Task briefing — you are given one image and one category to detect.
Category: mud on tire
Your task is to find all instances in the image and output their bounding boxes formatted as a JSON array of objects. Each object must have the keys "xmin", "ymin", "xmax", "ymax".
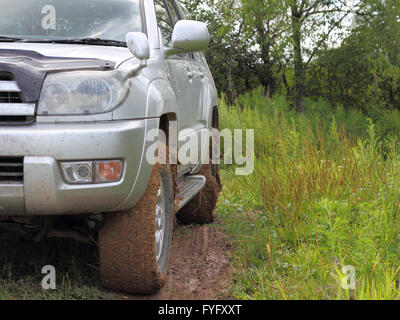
[
  {"xmin": 99, "ymin": 162, "xmax": 174, "ymax": 295},
  {"xmin": 177, "ymin": 160, "xmax": 222, "ymax": 225}
]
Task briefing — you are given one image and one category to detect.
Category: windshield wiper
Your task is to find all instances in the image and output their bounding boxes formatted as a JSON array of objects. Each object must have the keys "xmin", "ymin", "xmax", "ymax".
[
  {"xmin": 21, "ymin": 38, "xmax": 127, "ymax": 47},
  {"xmin": 0, "ymin": 36, "xmax": 23, "ymax": 42}
]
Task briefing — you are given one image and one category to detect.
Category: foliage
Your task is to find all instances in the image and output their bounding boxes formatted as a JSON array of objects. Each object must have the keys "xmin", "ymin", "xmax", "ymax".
[
  {"xmin": 181, "ymin": 0, "xmax": 260, "ymax": 102},
  {"xmin": 217, "ymin": 89, "xmax": 400, "ymax": 299},
  {"xmin": 183, "ymin": 0, "xmax": 399, "ymax": 112},
  {"xmin": 307, "ymin": 0, "xmax": 400, "ymax": 112}
]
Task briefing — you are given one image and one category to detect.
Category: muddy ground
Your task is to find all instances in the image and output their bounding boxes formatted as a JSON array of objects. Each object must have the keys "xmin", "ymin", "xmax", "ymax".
[
  {"xmin": 115, "ymin": 224, "xmax": 233, "ymax": 300},
  {"xmin": 0, "ymin": 221, "xmax": 232, "ymax": 299}
]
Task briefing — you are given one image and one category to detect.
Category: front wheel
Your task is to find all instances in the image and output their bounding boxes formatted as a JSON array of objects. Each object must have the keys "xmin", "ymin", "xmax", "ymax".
[{"xmin": 98, "ymin": 164, "xmax": 174, "ymax": 294}]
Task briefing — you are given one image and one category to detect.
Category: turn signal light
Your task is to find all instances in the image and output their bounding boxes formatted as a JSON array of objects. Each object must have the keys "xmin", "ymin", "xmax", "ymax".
[{"xmin": 95, "ymin": 160, "xmax": 123, "ymax": 183}]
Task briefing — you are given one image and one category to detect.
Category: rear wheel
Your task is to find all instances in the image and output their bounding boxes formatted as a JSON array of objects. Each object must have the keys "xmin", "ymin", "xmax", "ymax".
[
  {"xmin": 210, "ymin": 127, "xmax": 222, "ymax": 193},
  {"xmin": 177, "ymin": 126, "xmax": 222, "ymax": 224},
  {"xmin": 177, "ymin": 160, "xmax": 221, "ymax": 224},
  {"xmin": 99, "ymin": 162, "xmax": 174, "ymax": 294}
]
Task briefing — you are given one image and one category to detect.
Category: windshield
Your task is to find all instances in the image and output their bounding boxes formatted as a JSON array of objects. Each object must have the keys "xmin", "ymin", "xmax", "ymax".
[{"xmin": 0, "ymin": 0, "xmax": 142, "ymax": 43}]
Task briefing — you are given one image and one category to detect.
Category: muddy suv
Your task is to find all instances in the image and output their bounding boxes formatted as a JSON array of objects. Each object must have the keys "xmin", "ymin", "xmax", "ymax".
[{"xmin": 0, "ymin": 0, "xmax": 220, "ymax": 294}]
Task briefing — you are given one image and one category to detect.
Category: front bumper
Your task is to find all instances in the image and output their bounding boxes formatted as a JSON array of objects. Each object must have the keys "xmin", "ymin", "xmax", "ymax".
[{"xmin": 0, "ymin": 119, "xmax": 155, "ymax": 216}]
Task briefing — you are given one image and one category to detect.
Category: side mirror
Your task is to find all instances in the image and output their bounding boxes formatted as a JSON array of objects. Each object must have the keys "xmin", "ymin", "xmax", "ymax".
[
  {"xmin": 126, "ymin": 32, "xmax": 150, "ymax": 60},
  {"xmin": 164, "ymin": 20, "xmax": 210, "ymax": 58}
]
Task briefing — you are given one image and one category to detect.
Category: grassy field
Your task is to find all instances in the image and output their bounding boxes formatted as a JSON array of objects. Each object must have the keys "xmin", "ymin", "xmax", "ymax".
[{"xmin": 217, "ymin": 88, "xmax": 400, "ymax": 300}]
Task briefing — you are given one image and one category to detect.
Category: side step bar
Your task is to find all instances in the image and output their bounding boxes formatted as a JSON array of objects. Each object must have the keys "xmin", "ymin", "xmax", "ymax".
[{"xmin": 177, "ymin": 175, "xmax": 206, "ymax": 211}]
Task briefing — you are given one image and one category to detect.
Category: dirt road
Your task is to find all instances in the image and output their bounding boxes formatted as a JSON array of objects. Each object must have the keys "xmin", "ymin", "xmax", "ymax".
[{"xmin": 117, "ymin": 224, "xmax": 233, "ymax": 300}]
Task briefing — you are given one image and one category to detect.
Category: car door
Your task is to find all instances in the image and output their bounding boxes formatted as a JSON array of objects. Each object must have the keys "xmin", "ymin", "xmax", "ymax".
[
  {"xmin": 154, "ymin": 0, "xmax": 204, "ymax": 173},
  {"xmin": 173, "ymin": 0, "xmax": 209, "ymax": 161}
]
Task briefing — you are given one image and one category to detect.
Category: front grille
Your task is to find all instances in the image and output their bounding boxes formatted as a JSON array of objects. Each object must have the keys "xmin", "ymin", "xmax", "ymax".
[
  {"xmin": 0, "ymin": 72, "xmax": 35, "ymax": 125},
  {"xmin": 0, "ymin": 72, "xmax": 13, "ymax": 81},
  {"xmin": 0, "ymin": 115, "xmax": 35, "ymax": 125},
  {"xmin": 0, "ymin": 92, "xmax": 22, "ymax": 103},
  {"xmin": 0, "ymin": 157, "xmax": 24, "ymax": 183}
]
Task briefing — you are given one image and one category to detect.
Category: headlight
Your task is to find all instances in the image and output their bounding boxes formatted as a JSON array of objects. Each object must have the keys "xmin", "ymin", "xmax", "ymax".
[{"xmin": 38, "ymin": 71, "xmax": 129, "ymax": 115}]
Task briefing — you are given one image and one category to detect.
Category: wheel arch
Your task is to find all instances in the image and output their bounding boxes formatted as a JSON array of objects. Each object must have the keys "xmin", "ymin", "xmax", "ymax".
[
  {"xmin": 211, "ymin": 106, "xmax": 219, "ymax": 129},
  {"xmin": 146, "ymin": 79, "xmax": 179, "ymax": 121},
  {"xmin": 159, "ymin": 112, "xmax": 177, "ymax": 142}
]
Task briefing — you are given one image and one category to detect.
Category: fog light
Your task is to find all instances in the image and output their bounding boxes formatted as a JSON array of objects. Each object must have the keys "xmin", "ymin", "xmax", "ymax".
[
  {"xmin": 95, "ymin": 160, "xmax": 123, "ymax": 183},
  {"xmin": 61, "ymin": 161, "xmax": 93, "ymax": 184}
]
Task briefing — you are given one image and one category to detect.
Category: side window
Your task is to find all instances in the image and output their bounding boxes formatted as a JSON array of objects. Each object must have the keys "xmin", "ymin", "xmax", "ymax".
[
  {"xmin": 167, "ymin": 0, "xmax": 194, "ymax": 60},
  {"xmin": 154, "ymin": 0, "xmax": 174, "ymax": 46},
  {"xmin": 165, "ymin": 1, "xmax": 180, "ymax": 25},
  {"xmin": 154, "ymin": 0, "xmax": 193, "ymax": 60},
  {"xmin": 174, "ymin": 1, "xmax": 192, "ymax": 20}
]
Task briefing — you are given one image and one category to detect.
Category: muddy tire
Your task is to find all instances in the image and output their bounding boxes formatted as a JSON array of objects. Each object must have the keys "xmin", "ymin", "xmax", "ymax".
[
  {"xmin": 98, "ymin": 163, "xmax": 174, "ymax": 294},
  {"xmin": 177, "ymin": 124, "xmax": 222, "ymax": 225},
  {"xmin": 177, "ymin": 159, "xmax": 222, "ymax": 225}
]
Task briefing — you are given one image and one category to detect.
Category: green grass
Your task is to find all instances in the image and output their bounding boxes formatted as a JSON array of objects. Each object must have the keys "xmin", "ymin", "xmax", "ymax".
[{"xmin": 217, "ymin": 88, "xmax": 400, "ymax": 300}]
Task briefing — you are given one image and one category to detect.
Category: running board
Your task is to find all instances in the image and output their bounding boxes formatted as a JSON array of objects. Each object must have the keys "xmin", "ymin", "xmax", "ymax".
[{"xmin": 177, "ymin": 175, "xmax": 206, "ymax": 211}]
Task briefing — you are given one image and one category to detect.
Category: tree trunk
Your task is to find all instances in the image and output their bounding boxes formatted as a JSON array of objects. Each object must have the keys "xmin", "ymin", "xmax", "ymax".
[
  {"xmin": 282, "ymin": 68, "xmax": 295, "ymax": 110},
  {"xmin": 291, "ymin": 6, "xmax": 305, "ymax": 113},
  {"xmin": 257, "ymin": 64, "xmax": 275, "ymax": 97}
]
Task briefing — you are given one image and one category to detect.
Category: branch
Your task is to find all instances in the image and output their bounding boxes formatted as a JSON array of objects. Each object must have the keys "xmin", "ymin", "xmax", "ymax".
[{"xmin": 305, "ymin": 12, "xmax": 350, "ymax": 65}]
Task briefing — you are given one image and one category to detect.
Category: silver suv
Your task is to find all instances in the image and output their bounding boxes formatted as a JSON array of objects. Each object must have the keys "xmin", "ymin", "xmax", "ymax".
[{"xmin": 0, "ymin": 0, "xmax": 220, "ymax": 294}]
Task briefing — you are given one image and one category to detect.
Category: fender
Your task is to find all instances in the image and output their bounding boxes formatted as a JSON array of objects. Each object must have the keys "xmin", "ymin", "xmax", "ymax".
[
  {"xmin": 112, "ymin": 62, "xmax": 180, "ymax": 211},
  {"xmin": 113, "ymin": 55, "xmax": 179, "ymax": 121},
  {"xmin": 145, "ymin": 78, "xmax": 179, "ymax": 119},
  {"xmin": 113, "ymin": 78, "xmax": 179, "ymax": 211}
]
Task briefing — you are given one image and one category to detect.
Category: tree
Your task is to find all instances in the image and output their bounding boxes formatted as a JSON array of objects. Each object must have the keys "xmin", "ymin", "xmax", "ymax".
[
  {"xmin": 284, "ymin": 0, "xmax": 357, "ymax": 112},
  {"xmin": 355, "ymin": 0, "xmax": 400, "ymax": 109},
  {"xmin": 181, "ymin": 0, "xmax": 260, "ymax": 102},
  {"xmin": 306, "ymin": 0, "xmax": 400, "ymax": 111},
  {"xmin": 239, "ymin": 0, "xmax": 287, "ymax": 95}
]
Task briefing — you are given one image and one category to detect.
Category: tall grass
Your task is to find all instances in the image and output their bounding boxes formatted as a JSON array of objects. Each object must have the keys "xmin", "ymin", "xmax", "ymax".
[{"xmin": 217, "ymin": 88, "xmax": 400, "ymax": 300}]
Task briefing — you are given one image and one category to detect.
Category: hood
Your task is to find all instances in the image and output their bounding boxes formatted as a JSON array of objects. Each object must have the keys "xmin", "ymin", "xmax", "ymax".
[
  {"xmin": 0, "ymin": 42, "xmax": 133, "ymax": 67},
  {"xmin": 0, "ymin": 46, "xmax": 124, "ymax": 103}
]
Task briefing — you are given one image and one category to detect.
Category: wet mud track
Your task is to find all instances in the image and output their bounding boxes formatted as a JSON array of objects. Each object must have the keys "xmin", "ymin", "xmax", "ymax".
[{"xmin": 116, "ymin": 224, "xmax": 233, "ymax": 300}]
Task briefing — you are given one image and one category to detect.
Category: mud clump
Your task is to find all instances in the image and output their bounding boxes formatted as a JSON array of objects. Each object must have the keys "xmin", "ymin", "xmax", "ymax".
[{"xmin": 177, "ymin": 164, "xmax": 221, "ymax": 225}]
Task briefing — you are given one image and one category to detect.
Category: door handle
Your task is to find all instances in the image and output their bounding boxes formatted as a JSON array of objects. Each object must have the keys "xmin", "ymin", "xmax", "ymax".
[
  {"xmin": 198, "ymin": 67, "xmax": 205, "ymax": 79},
  {"xmin": 186, "ymin": 66, "xmax": 194, "ymax": 80}
]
